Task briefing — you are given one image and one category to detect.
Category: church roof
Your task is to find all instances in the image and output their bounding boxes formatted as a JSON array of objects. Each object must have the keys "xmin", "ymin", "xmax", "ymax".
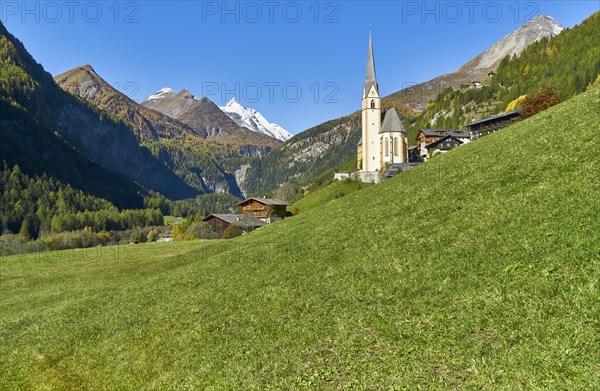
[
  {"xmin": 364, "ymin": 31, "xmax": 379, "ymax": 97},
  {"xmin": 379, "ymin": 108, "xmax": 406, "ymax": 134}
]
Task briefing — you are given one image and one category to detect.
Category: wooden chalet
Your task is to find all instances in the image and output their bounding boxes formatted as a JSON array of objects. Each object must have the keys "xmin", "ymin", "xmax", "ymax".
[
  {"xmin": 417, "ymin": 129, "xmax": 471, "ymax": 159},
  {"xmin": 466, "ymin": 110, "xmax": 521, "ymax": 140},
  {"xmin": 416, "ymin": 129, "xmax": 470, "ymax": 145},
  {"xmin": 238, "ymin": 197, "xmax": 290, "ymax": 221},
  {"xmin": 425, "ymin": 135, "xmax": 464, "ymax": 157},
  {"xmin": 202, "ymin": 214, "xmax": 266, "ymax": 236}
]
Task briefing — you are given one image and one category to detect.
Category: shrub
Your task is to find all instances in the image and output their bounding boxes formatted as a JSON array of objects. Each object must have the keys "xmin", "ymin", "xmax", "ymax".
[
  {"xmin": 223, "ymin": 224, "xmax": 242, "ymax": 239},
  {"xmin": 186, "ymin": 222, "xmax": 218, "ymax": 240},
  {"xmin": 131, "ymin": 230, "xmax": 147, "ymax": 244},
  {"xmin": 520, "ymin": 84, "xmax": 560, "ymax": 119},
  {"xmin": 147, "ymin": 228, "xmax": 160, "ymax": 242}
]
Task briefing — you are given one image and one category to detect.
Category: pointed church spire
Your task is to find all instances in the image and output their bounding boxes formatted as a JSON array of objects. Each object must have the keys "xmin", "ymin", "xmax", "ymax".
[{"xmin": 364, "ymin": 30, "xmax": 378, "ymax": 97}]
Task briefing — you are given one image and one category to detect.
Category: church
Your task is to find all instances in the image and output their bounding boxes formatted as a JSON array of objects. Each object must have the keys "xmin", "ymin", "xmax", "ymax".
[{"xmin": 357, "ymin": 33, "xmax": 409, "ymax": 172}]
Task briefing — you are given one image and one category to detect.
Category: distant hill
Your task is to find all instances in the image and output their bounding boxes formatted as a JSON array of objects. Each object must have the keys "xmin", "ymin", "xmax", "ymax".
[
  {"xmin": 220, "ymin": 97, "xmax": 293, "ymax": 142},
  {"xmin": 385, "ymin": 14, "xmax": 564, "ymax": 111},
  {"xmin": 229, "ymin": 14, "xmax": 567, "ymax": 196},
  {"xmin": 54, "ymin": 65, "xmax": 249, "ymax": 196},
  {"xmin": 226, "ymin": 101, "xmax": 415, "ymax": 196},
  {"xmin": 0, "ymin": 22, "xmax": 198, "ymax": 205},
  {"xmin": 54, "ymin": 66, "xmax": 203, "ymax": 143},
  {"xmin": 140, "ymin": 89, "xmax": 282, "ymax": 152},
  {"xmin": 406, "ymin": 11, "xmax": 599, "ymax": 131},
  {"xmin": 2, "ymin": 85, "xmax": 597, "ymax": 389}
]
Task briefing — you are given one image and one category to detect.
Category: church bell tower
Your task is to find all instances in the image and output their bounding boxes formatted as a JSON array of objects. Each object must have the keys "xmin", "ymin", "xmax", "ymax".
[{"xmin": 361, "ymin": 31, "xmax": 381, "ymax": 172}]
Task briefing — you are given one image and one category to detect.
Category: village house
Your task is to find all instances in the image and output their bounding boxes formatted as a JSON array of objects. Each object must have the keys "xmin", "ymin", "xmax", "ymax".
[
  {"xmin": 202, "ymin": 214, "xmax": 266, "ymax": 236},
  {"xmin": 416, "ymin": 129, "xmax": 471, "ymax": 160},
  {"xmin": 238, "ymin": 197, "xmax": 290, "ymax": 223},
  {"xmin": 467, "ymin": 110, "xmax": 521, "ymax": 140},
  {"xmin": 425, "ymin": 135, "xmax": 465, "ymax": 159}
]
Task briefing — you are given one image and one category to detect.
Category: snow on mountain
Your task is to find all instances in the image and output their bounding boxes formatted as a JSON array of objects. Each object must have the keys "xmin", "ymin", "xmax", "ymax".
[
  {"xmin": 140, "ymin": 87, "xmax": 177, "ymax": 109},
  {"xmin": 220, "ymin": 98, "xmax": 293, "ymax": 142}
]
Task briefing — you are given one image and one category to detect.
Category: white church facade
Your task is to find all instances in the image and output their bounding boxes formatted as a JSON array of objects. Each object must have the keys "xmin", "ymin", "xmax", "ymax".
[{"xmin": 357, "ymin": 33, "xmax": 409, "ymax": 173}]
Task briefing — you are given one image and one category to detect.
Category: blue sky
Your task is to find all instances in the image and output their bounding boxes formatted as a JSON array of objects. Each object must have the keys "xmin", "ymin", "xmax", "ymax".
[{"xmin": 2, "ymin": 1, "xmax": 598, "ymax": 134}]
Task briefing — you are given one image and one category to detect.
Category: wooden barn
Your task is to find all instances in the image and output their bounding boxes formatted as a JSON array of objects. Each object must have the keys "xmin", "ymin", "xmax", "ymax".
[
  {"xmin": 202, "ymin": 214, "xmax": 266, "ymax": 236},
  {"xmin": 238, "ymin": 198, "xmax": 290, "ymax": 222}
]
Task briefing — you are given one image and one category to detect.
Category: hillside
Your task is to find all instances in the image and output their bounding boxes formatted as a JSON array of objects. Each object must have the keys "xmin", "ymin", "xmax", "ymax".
[
  {"xmin": 385, "ymin": 14, "xmax": 564, "ymax": 110},
  {"xmin": 54, "ymin": 66, "xmax": 205, "ymax": 143},
  {"xmin": 0, "ymin": 22, "xmax": 198, "ymax": 201},
  {"xmin": 54, "ymin": 65, "xmax": 249, "ymax": 196},
  {"xmin": 1, "ymin": 85, "xmax": 597, "ymax": 388},
  {"xmin": 140, "ymin": 89, "xmax": 282, "ymax": 152},
  {"xmin": 407, "ymin": 11, "xmax": 600, "ymax": 131},
  {"xmin": 228, "ymin": 100, "xmax": 415, "ymax": 196},
  {"xmin": 291, "ymin": 179, "xmax": 372, "ymax": 214},
  {"xmin": 228, "ymin": 14, "xmax": 568, "ymax": 197}
]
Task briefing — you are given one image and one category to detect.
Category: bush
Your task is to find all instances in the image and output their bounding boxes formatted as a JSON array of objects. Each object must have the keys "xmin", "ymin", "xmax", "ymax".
[
  {"xmin": 131, "ymin": 230, "xmax": 147, "ymax": 244},
  {"xmin": 0, "ymin": 234, "xmax": 26, "ymax": 256},
  {"xmin": 147, "ymin": 228, "xmax": 160, "ymax": 242},
  {"xmin": 521, "ymin": 84, "xmax": 560, "ymax": 119},
  {"xmin": 186, "ymin": 222, "xmax": 218, "ymax": 240},
  {"xmin": 223, "ymin": 224, "xmax": 242, "ymax": 239}
]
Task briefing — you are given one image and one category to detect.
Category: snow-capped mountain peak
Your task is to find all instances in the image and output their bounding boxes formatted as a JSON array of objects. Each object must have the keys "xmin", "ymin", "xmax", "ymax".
[
  {"xmin": 146, "ymin": 87, "xmax": 175, "ymax": 101},
  {"xmin": 220, "ymin": 98, "xmax": 293, "ymax": 142},
  {"xmin": 140, "ymin": 87, "xmax": 177, "ymax": 109}
]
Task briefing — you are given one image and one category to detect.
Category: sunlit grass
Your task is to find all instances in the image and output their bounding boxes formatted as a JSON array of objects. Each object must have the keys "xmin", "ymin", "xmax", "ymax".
[{"xmin": 1, "ymin": 89, "xmax": 598, "ymax": 389}]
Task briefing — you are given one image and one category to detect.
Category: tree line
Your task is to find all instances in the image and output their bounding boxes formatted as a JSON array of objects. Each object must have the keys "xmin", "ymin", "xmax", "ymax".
[{"xmin": 0, "ymin": 165, "xmax": 163, "ymax": 240}]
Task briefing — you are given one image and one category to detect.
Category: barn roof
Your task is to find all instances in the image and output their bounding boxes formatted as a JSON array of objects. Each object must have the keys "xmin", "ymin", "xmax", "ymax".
[
  {"xmin": 237, "ymin": 197, "xmax": 290, "ymax": 207},
  {"xmin": 202, "ymin": 214, "xmax": 266, "ymax": 227},
  {"xmin": 419, "ymin": 129, "xmax": 471, "ymax": 139},
  {"xmin": 465, "ymin": 110, "xmax": 520, "ymax": 128}
]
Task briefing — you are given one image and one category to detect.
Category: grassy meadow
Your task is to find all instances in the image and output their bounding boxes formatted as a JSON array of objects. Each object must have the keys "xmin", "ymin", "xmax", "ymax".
[
  {"xmin": 1, "ymin": 88, "xmax": 598, "ymax": 389},
  {"xmin": 292, "ymin": 179, "xmax": 372, "ymax": 214}
]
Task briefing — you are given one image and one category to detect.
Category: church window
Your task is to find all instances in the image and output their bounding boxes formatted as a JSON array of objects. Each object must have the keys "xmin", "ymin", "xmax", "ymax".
[
  {"xmin": 394, "ymin": 138, "xmax": 399, "ymax": 156},
  {"xmin": 384, "ymin": 138, "xmax": 389, "ymax": 157},
  {"xmin": 371, "ymin": 100, "xmax": 375, "ymax": 109}
]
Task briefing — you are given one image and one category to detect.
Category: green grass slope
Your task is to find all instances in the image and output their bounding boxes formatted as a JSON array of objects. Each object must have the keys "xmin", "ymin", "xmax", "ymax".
[
  {"xmin": 1, "ymin": 89, "xmax": 599, "ymax": 389},
  {"xmin": 292, "ymin": 179, "xmax": 372, "ymax": 214}
]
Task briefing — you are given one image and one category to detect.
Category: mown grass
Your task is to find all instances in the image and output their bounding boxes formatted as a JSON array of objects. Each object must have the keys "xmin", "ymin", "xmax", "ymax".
[
  {"xmin": 291, "ymin": 179, "xmax": 372, "ymax": 214},
  {"xmin": 1, "ymin": 88, "xmax": 599, "ymax": 389}
]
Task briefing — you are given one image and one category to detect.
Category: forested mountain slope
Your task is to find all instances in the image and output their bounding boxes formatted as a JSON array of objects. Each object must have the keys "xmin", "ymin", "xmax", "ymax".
[
  {"xmin": 406, "ymin": 11, "xmax": 599, "ymax": 131},
  {"xmin": 0, "ymin": 22, "xmax": 197, "ymax": 201}
]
